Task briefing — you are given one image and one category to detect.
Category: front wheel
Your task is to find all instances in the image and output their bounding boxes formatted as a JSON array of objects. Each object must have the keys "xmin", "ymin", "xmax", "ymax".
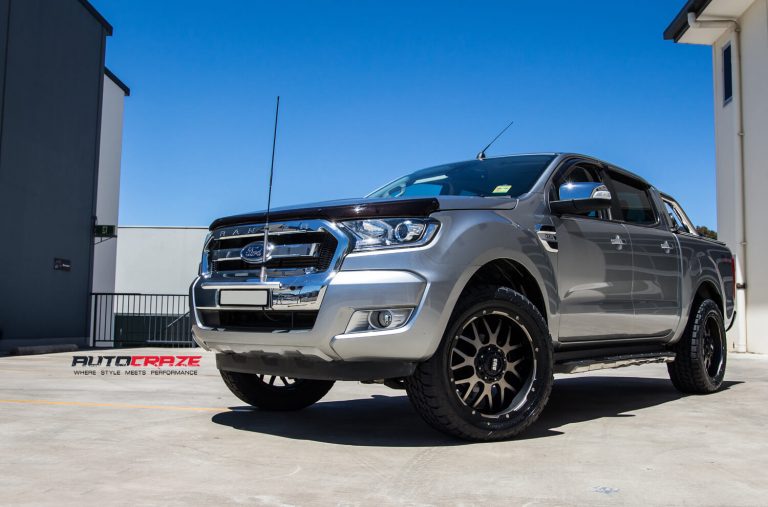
[
  {"xmin": 219, "ymin": 370, "xmax": 335, "ymax": 410},
  {"xmin": 405, "ymin": 286, "xmax": 554, "ymax": 441}
]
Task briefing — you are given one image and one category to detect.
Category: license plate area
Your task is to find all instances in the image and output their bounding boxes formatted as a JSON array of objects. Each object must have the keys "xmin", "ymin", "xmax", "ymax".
[{"xmin": 219, "ymin": 289, "xmax": 271, "ymax": 307}]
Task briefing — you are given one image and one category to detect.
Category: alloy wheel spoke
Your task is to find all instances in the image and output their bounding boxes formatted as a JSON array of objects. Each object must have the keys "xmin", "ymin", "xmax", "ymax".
[
  {"xmin": 472, "ymin": 383, "xmax": 493, "ymax": 410},
  {"xmin": 451, "ymin": 348, "xmax": 473, "ymax": 369},
  {"xmin": 460, "ymin": 378, "xmax": 480, "ymax": 402},
  {"xmin": 482, "ymin": 317, "xmax": 502, "ymax": 345},
  {"xmin": 457, "ymin": 333, "xmax": 477, "ymax": 349},
  {"xmin": 469, "ymin": 321, "xmax": 481, "ymax": 342},
  {"xmin": 507, "ymin": 357, "xmax": 525, "ymax": 381},
  {"xmin": 500, "ymin": 377, "xmax": 518, "ymax": 394}
]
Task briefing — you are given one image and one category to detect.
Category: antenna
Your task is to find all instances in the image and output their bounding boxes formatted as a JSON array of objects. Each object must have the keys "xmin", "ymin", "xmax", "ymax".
[
  {"xmin": 476, "ymin": 120, "xmax": 514, "ymax": 160},
  {"xmin": 260, "ymin": 96, "xmax": 280, "ymax": 283}
]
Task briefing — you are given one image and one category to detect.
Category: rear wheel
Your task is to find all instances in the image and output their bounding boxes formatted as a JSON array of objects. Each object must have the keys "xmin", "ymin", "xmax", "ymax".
[
  {"xmin": 219, "ymin": 370, "xmax": 334, "ymax": 410},
  {"xmin": 405, "ymin": 286, "xmax": 553, "ymax": 441},
  {"xmin": 668, "ymin": 298, "xmax": 727, "ymax": 394}
]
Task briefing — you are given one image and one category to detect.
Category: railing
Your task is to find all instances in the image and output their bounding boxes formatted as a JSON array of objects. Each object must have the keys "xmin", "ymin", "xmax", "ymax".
[{"xmin": 90, "ymin": 293, "xmax": 196, "ymax": 348}]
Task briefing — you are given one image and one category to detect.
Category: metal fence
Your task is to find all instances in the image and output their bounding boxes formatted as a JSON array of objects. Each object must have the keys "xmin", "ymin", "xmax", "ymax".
[{"xmin": 90, "ymin": 293, "xmax": 196, "ymax": 348}]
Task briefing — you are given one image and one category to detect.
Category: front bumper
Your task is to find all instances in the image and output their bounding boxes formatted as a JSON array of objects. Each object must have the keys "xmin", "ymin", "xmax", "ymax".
[{"xmin": 191, "ymin": 269, "xmax": 438, "ymax": 362}]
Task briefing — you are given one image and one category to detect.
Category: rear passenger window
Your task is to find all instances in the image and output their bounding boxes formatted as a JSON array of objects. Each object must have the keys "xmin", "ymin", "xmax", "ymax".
[
  {"xmin": 664, "ymin": 200, "xmax": 691, "ymax": 233},
  {"xmin": 608, "ymin": 173, "xmax": 657, "ymax": 225}
]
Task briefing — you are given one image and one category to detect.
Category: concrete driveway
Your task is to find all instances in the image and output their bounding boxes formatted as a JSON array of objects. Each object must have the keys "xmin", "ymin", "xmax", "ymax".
[{"xmin": 0, "ymin": 348, "xmax": 765, "ymax": 506}]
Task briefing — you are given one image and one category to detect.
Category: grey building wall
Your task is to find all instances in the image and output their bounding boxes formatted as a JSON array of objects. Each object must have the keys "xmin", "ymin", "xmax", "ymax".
[
  {"xmin": 0, "ymin": 0, "xmax": 8, "ymax": 144},
  {"xmin": 0, "ymin": 0, "xmax": 112, "ymax": 350}
]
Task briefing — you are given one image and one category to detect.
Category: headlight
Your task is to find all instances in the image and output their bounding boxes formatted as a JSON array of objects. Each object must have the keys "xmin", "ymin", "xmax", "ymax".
[
  {"xmin": 340, "ymin": 218, "xmax": 439, "ymax": 251},
  {"xmin": 199, "ymin": 233, "xmax": 213, "ymax": 277}
]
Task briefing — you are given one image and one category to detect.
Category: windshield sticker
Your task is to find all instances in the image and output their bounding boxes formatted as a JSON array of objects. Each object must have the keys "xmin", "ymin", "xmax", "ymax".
[{"xmin": 492, "ymin": 184, "xmax": 512, "ymax": 194}]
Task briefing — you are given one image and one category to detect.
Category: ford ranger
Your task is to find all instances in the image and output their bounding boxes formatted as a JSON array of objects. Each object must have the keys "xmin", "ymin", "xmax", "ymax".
[{"xmin": 191, "ymin": 153, "xmax": 734, "ymax": 441}]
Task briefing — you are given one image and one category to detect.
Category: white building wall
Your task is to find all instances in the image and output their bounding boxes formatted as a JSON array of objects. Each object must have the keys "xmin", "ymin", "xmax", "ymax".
[
  {"xmin": 711, "ymin": 31, "xmax": 740, "ymax": 350},
  {"xmin": 115, "ymin": 226, "xmax": 208, "ymax": 294},
  {"xmin": 709, "ymin": 0, "xmax": 768, "ymax": 353},
  {"xmin": 738, "ymin": 0, "xmax": 768, "ymax": 353},
  {"xmin": 92, "ymin": 75, "xmax": 125, "ymax": 293}
]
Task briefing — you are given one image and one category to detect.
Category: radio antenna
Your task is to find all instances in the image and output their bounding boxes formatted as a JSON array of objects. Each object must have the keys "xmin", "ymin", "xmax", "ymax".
[
  {"xmin": 476, "ymin": 120, "xmax": 514, "ymax": 160},
  {"xmin": 261, "ymin": 96, "xmax": 280, "ymax": 283}
]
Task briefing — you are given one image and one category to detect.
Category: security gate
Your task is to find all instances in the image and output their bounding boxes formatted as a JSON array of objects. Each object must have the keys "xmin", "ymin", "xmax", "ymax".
[{"xmin": 90, "ymin": 293, "xmax": 196, "ymax": 348}]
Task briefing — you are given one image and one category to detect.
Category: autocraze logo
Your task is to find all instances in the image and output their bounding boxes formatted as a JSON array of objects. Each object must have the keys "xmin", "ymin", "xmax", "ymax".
[
  {"xmin": 71, "ymin": 355, "xmax": 202, "ymax": 376},
  {"xmin": 72, "ymin": 355, "xmax": 201, "ymax": 367}
]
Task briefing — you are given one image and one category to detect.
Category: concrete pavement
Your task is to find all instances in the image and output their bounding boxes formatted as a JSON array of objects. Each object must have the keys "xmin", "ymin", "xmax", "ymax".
[{"xmin": 0, "ymin": 348, "xmax": 766, "ymax": 506}]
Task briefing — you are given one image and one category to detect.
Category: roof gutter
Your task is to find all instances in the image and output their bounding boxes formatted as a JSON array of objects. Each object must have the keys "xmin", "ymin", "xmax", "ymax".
[
  {"xmin": 687, "ymin": 12, "xmax": 747, "ymax": 352},
  {"xmin": 663, "ymin": 0, "xmax": 714, "ymax": 41},
  {"xmin": 685, "ymin": 11, "xmax": 737, "ymax": 31}
]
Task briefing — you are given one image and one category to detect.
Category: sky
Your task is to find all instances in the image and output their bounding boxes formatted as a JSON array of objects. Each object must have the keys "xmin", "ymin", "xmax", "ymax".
[{"xmin": 92, "ymin": 0, "xmax": 718, "ymax": 228}]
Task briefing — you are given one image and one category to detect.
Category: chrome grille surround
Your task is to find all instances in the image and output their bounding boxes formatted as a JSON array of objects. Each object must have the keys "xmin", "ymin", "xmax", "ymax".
[
  {"xmin": 208, "ymin": 221, "xmax": 339, "ymax": 275},
  {"xmin": 194, "ymin": 220, "xmax": 350, "ymax": 319}
]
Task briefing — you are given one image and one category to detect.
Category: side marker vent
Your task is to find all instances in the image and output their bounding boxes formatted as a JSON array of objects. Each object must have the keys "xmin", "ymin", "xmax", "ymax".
[{"xmin": 536, "ymin": 225, "xmax": 558, "ymax": 252}]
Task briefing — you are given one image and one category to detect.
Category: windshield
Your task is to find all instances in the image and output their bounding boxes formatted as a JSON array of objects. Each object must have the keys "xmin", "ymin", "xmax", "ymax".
[{"xmin": 367, "ymin": 155, "xmax": 557, "ymax": 199}]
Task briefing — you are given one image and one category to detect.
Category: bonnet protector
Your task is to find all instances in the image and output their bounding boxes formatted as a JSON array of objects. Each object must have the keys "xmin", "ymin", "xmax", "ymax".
[{"xmin": 210, "ymin": 198, "xmax": 440, "ymax": 230}]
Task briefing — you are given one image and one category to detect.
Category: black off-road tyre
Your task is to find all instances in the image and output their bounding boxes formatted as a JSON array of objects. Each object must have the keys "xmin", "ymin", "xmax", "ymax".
[
  {"xmin": 220, "ymin": 370, "xmax": 335, "ymax": 411},
  {"xmin": 668, "ymin": 298, "xmax": 727, "ymax": 394},
  {"xmin": 405, "ymin": 286, "xmax": 554, "ymax": 441}
]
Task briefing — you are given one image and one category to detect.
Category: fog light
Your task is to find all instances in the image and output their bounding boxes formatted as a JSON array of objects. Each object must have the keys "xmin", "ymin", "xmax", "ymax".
[
  {"xmin": 370, "ymin": 310, "xmax": 393, "ymax": 329},
  {"xmin": 345, "ymin": 308, "xmax": 413, "ymax": 333}
]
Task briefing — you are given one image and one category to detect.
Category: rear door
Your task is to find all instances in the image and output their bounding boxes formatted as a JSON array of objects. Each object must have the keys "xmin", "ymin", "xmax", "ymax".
[
  {"xmin": 605, "ymin": 170, "xmax": 682, "ymax": 337},
  {"xmin": 550, "ymin": 162, "xmax": 636, "ymax": 341}
]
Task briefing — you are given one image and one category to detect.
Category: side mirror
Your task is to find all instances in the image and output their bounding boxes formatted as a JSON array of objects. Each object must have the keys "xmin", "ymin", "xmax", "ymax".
[{"xmin": 550, "ymin": 182, "xmax": 612, "ymax": 215}]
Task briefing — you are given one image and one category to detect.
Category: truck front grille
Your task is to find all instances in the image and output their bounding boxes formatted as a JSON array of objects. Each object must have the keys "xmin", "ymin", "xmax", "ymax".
[{"xmin": 209, "ymin": 230, "xmax": 338, "ymax": 274}]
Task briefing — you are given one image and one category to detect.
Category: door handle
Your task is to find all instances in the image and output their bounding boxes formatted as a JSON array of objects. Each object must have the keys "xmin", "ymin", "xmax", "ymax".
[
  {"xmin": 610, "ymin": 234, "xmax": 627, "ymax": 250},
  {"xmin": 660, "ymin": 240, "xmax": 673, "ymax": 253}
]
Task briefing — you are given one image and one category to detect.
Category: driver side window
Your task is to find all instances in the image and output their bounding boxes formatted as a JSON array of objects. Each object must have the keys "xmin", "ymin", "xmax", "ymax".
[{"xmin": 550, "ymin": 164, "xmax": 608, "ymax": 219}]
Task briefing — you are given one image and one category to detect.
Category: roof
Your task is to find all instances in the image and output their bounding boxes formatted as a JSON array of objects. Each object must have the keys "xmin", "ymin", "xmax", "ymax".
[
  {"xmin": 419, "ymin": 152, "xmax": 655, "ymax": 188},
  {"xmin": 105, "ymin": 67, "xmax": 130, "ymax": 96},
  {"xmin": 665, "ymin": 0, "xmax": 757, "ymax": 44},
  {"xmin": 664, "ymin": 0, "xmax": 713, "ymax": 41},
  {"xmin": 77, "ymin": 0, "xmax": 114, "ymax": 36}
]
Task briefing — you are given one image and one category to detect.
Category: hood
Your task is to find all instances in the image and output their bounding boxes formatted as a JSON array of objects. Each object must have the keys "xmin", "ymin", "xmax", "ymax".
[{"xmin": 209, "ymin": 195, "xmax": 518, "ymax": 230}]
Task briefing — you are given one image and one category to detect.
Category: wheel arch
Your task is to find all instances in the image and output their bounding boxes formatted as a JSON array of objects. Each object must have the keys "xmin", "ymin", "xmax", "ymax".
[
  {"xmin": 692, "ymin": 279, "xmax": 724, "ymax": 316},
  {"xmin": 457, "ymin": 258, "xmax": 549, "ymax": 324},
  {"xmin": 679, "ymin": 279, "xmax": 725, "ymax": 341}
]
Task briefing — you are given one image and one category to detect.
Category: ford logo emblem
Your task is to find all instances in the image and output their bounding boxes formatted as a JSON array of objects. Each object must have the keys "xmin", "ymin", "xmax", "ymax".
[{"xmin": 240, "ymin": 241, "xmax": 272, "ymax": 264}]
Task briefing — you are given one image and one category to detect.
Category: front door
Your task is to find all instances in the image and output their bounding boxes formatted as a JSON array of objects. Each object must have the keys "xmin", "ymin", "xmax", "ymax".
[
  {"xmin": 555, "ymin": 218, "xmax": 635, "ymax": 340},
  {"xmin": 550, "ymin": 162, "xmax": 636, "ymax": 341}
]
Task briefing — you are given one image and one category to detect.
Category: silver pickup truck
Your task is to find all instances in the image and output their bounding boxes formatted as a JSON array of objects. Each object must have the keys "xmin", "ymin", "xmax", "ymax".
[{"xmin": 191, "ymin": 153, "xmax": 735, "ymax": 441}]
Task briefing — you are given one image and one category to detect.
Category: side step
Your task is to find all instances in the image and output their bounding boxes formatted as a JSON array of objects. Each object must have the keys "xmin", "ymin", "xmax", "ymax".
[{"xmin": 554, "ymin": 351, "xmax": 676, "ymax": 374}]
